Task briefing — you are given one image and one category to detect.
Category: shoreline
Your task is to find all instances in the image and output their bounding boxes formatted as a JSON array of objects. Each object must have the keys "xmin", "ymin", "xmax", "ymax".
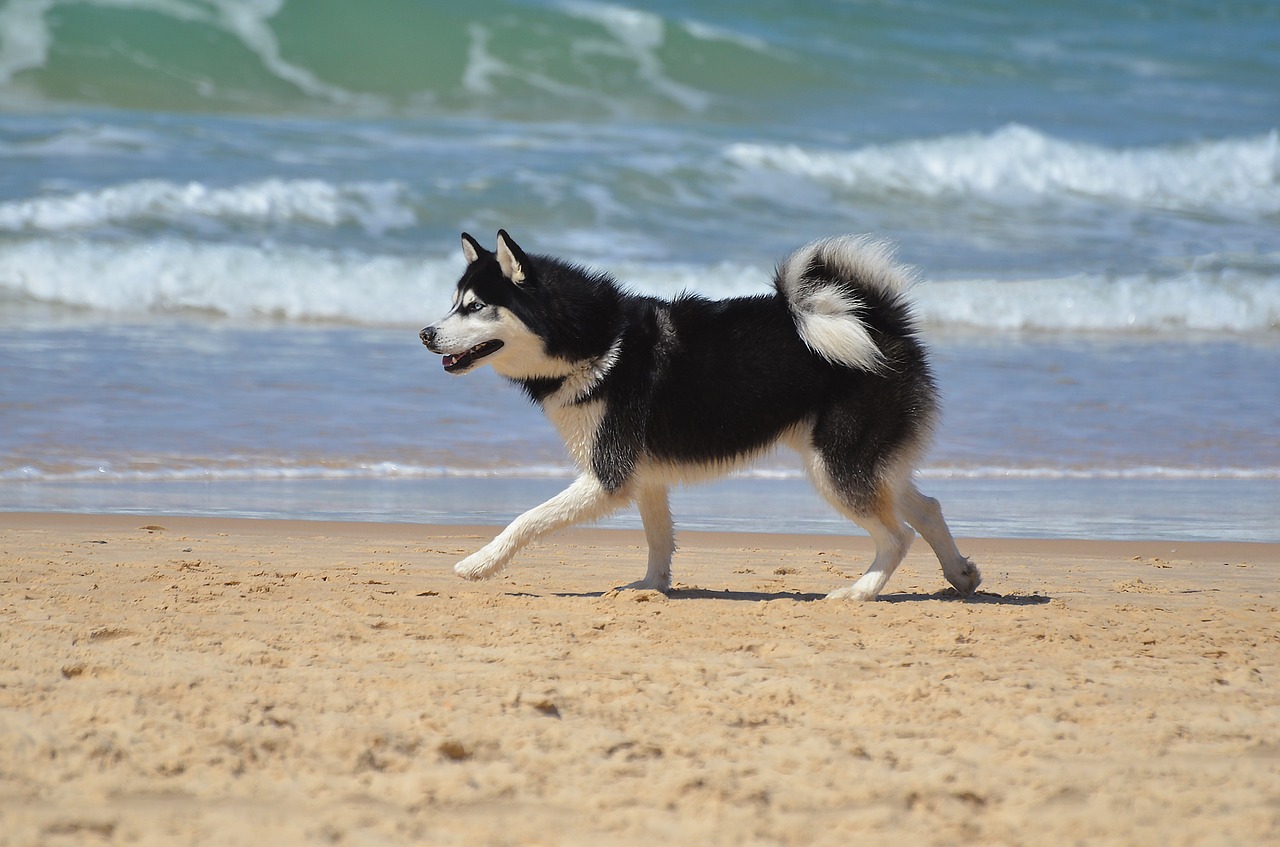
[
  {"xmin": 2, "ymin": 510, "xmax": 1278, "ymax": 560},
  {"xmin": 4, "ymin": 472, "xmax": 1278, "ymax": 543},
  {"xmin": 3, "ymin": 512, "xmax": 1277, "ymax": 845}
]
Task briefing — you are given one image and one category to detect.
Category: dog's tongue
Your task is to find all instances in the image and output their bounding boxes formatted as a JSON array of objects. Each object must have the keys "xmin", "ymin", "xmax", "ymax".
[{"xmin": 442, "ymin": 353, "xmax": 459, "ymax": 370}]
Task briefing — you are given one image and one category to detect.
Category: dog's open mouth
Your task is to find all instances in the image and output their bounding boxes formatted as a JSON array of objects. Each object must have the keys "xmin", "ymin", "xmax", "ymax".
[{"xmin": 442, "ymin": 340, "xmax": 504, "ymax": 373}]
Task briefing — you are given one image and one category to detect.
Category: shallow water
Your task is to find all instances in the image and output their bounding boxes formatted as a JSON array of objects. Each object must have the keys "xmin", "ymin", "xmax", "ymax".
[{"xmin": 1, "ymin": 318, "xmax": 1275, "ymax": 540}]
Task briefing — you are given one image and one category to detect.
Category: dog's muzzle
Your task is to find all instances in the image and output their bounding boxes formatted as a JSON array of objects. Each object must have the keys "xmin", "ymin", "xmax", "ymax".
[{"xmin": 419, "ymin": 326, "xmax": 503, "ymax": 373}]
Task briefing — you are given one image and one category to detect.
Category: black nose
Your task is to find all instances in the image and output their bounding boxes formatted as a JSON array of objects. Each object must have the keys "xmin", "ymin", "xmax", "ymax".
[{"xmin": 420, "ymin": 326, "xmax": 435, "ymax": 346}]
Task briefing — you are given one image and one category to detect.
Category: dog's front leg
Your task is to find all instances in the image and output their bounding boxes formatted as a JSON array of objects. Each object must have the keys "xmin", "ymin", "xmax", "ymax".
[
  {"xmin": 455, "ymin": 475, "xmax": 625, "ymax": 580},
  {"xmin": 616, "ymin": 483, "xmax": 674, "ymax": 591}
]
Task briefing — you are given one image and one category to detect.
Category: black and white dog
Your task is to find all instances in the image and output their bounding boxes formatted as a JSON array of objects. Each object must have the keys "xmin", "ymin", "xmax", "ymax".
[{"xmin": 420, "ymin": 231, "xmax": 980, "ymax": 600}]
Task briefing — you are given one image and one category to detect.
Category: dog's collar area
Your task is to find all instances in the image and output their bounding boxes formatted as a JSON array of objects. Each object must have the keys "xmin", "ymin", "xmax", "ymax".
[
  {"xmin": 443, "ymin": 340, "xmax": 504, "ymax": 373},
  {"xmin": 555, "ymin": 336, "xmax": 624, "ymax": 405}
]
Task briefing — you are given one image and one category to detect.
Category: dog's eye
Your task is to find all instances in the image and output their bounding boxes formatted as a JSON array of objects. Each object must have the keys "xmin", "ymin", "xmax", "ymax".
[{"xmin": 462, "ymin": 301, "xmax": 486, "ymax": 314}]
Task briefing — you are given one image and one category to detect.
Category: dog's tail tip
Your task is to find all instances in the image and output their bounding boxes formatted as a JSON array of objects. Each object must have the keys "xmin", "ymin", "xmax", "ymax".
[{"xmin": 775, "ymin": 235, "xmax": 917, "ymax": 372}]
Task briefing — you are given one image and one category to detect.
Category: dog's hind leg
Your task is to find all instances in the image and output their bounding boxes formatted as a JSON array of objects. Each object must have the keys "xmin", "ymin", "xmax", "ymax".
[
  {"xmin": 802, "ymin": 451, "xmax": 914, "ymax": 601},
  {"xmin": 900, "ymin": 484, "xmax": 981, "ymax": 596},
  {"xmin": 618, "ymin": 483, "xmax": 675, "ymax": 591},
  {"xmin": 824, "ymin": 495, "xmax": 915, "ymax": 602},
  {"xmin": 455, "ymin": 475, "xmax": 625, "ymax": 581}
]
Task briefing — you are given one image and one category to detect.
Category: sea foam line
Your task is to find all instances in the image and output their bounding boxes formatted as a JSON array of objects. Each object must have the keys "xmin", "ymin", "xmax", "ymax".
[
  {"xmin": 0, "ymin": 463, "xmax": 578, "ymax": 484},
  {"xmin": 726, "ymin": 124, "xmax": 1280, "ymax": 215},
  {"xmin": 0, "ymin": 178, "xmax": 416, "ymax": 234},
  {"xmin": 5, "ymin": 462, "xmax": 1277, "ymax": 484},
  {"xmin": 2, "ymin": 238, "xmax": 1277, "ymax": 333},
  {"xmin": 0, "ymin": 239, "xmax": 453, "ymax": 322}
]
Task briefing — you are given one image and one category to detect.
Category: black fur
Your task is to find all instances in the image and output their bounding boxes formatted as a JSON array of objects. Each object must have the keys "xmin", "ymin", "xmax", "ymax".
[{"xmin": 465, "ymin": 244, "xmax": 936, "ymax": 507}]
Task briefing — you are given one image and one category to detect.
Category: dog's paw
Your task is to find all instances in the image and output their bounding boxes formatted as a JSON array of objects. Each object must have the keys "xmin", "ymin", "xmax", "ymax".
[
  {"xmin": 825, "ymin": 582, "xmax": 880, "ymax": 602},
  {"xmin": 615, "ymin": 577, "xmax": 671, "ymax": 593},
  {"xmin": 454, "ymin": 551, "xmax": 504, "ymax": 581},
  {"xmin": 945, "ymin": 558, "xmax": 982, "ymax": 596}
]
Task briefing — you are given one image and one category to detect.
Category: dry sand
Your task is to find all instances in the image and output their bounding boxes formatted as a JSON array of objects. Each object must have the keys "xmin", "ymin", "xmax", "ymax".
[{"xmin": 1, "ymin": 512, "xmax": 1277, "ymax": 846}]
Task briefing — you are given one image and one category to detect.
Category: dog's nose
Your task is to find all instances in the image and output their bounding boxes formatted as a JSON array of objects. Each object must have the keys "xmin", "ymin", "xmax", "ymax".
[{"xmin": 420, "ymin": 326, "xmax": 435, "ymax": 347}]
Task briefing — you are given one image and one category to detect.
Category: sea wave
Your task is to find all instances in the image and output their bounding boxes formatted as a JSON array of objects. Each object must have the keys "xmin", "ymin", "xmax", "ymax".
[
  {"xmin": 0, "ymin": 0, "xmax": 789, "ymax": 118},
  {"xmin": 2, "ymin": 123, "xmax": 1276, "ymax": 252},
  {"xmin": 910, "ymin": 263, "xmax": 1280, "ymax": 333},
  {"xmin": 0, "ymin": 461, "xmax": 579, "ymax": 483},
  {"xmin": 0, "ymin": 122, "xmax": 167, "ymax": 158},
  {"xmin": 622, "ymin": 259, "xmax": 1280, "ymax": 334},
  {"xmin": 2, "ymin": 238, "xmax": 1278, "ymax": 334},
  {"xmin": 725, "ymin": 125, "xmax": 1280, "ymax": 217},
  {"xmin": 919, "ymin": 466, "xmax": 1280, "ymax": 482},
  {"xmin": 0, "ymin": 238, "xmax": 451, "ymax": 322},
  {"xmin": 1, "ymin": 0, "xmax": 1277, "ymax": 161},
  {"xmin": 6, "ymin": 460, "xmax": 1276, "ymax": 484},
  {"xmin": 0, "ymin": 178, "xmax": 416, "ymax": 235}
]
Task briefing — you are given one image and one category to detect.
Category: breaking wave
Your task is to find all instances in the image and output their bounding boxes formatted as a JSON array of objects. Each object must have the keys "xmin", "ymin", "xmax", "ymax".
[
  {"xmin": 0, "ymin": 0, "xmax": 789, "ymax": 119},
  {"xmin": 6, "ymin": 460, "xmax": 1276, "ymax": 484},
  {"xmin": 0, "ymin": 178, "xmax": 416, "ymax": 235},
  {"xmin": 2, "ymin": 238, "xmax": 1278, "ymax": 334},
  {"xmin": 726, "ymin": 125, "xmax": 1280, "ymax": 217}
]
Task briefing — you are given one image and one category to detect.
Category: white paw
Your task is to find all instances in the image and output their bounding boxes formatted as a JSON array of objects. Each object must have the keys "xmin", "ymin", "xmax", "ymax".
[
  {"xmin": 825, "ymin": 582, "xmax": 880, "ymax": 602},
  {"xmin": 454, "ymin": 550, "xmax": 505, "ymax": 581},
  {"xmin": 616, "ymin": 577, "xmax": 671, "ymax": 593}
]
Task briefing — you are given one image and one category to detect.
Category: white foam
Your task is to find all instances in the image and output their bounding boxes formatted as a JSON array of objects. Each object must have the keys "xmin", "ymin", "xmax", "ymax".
[
  {"xmin": 614, "ymin": 259, "xmax": 772, "ymax": 300},
  {"xmin": 462, "ymin": 22, "xmax": 609, "ymax": 109},
  {"xmin": 679, "ymin": 18, "xmax": 773, "ymax": 54},
  {"xmin": 1, "ymin": 461, "xmax": 578, "ymax": 483},
  {"xmin": 739, "ymin": 466, "xmax": 1280, "ymax": 481},
  {"xmin": 726, "ymin": 125, "xmax": 1280, "ymax": 216},
  {"xmin": 0, "ymin": 0, "xmax": 53, "ymax": 87},
  {"xmin": 618, "ymin": 259, "xmax": 1280, "ymax": 335},
  {"xmin": 0, "ymin": 123, "xmax": 165, "ymax": 158},
  {"xmin": 556, "ymin": 0, "xmax": 711, "ymax": 111},
  {"xmin": 559, "ymin": 1, "xmax": 665, "ymax": 52},
  {"xmin": 211, "ymin": 0, "xmax": 376, "ymax": 109},
  {"xmin": 0, "ymin": 178, "xmax": 416, "ymax": 234},
  {"xmin": 2, "ymin": 238, "xmax": 1277, "ymax": 334},
  {"xmin": 461, "ymin": 23, "xmax": 503, "ymax": 97},
  {"xmin": 919, "ymin": 466, "xmax": 1280, "ymax": 481},
  {"xmin": 913, "ymin": 266, "xmax": 1280, "ymax": 334},
  {"xmin": 0, "ymin": 239, "xmax": 458, "ymax": 322},
  {"xmin": 7, "ymin": 460, "xmax": 1274, "ymax": 484}
]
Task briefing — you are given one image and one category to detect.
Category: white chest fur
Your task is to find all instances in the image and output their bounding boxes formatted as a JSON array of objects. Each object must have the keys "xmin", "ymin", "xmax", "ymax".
[
  {"xmin": 538, "ymin": 337, "xmax": 621, "ymax": 470},
  {"xmin": 543, "ymin": 397, "xmax": 606, "ymax": 469}
]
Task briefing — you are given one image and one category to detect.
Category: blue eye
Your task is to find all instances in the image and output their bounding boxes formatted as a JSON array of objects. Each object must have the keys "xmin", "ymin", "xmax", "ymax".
[{"xmin": 462, "ymin": 301, "xmax": 485, "ymax": 314}]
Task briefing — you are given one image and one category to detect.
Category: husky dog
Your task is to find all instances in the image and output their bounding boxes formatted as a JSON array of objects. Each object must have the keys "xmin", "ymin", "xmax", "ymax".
[{"xmin": 420, "ymin": 231, "xmax": 980, "ymax": 600}]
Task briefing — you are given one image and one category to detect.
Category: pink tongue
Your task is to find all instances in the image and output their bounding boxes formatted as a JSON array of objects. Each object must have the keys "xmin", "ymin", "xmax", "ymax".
[{"xmin": 442, "ymin": 354, "xmax": 457, "ymax": 368}]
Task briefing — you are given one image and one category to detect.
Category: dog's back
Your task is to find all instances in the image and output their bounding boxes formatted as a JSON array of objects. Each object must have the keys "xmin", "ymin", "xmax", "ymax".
[{"xmin": 574, "ymin": 237, "xmax": 937, "ymax": 501}]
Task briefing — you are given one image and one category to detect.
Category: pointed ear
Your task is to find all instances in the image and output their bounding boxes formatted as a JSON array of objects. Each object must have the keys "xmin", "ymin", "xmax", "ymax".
[
  {"xmin": 495, "ymin": 229, "xmax": 530, "ymax": 286},
  {"xmin": 460, "ymin": 232, "xmax": 488, "ymax": 265}
]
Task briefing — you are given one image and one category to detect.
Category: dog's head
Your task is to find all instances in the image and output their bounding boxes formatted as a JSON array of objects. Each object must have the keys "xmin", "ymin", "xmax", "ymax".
[{"xmin": 420, "ymin": 230, "xmax": 553, "ymax": 378}]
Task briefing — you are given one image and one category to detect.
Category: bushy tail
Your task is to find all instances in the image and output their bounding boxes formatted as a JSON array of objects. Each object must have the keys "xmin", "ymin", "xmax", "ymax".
[{"xmin": 773, "ymin": 235, "xmax": 916, "ymax": 372}]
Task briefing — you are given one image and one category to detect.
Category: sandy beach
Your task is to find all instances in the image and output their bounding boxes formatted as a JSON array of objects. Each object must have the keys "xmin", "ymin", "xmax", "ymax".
[{"xmin": 1, "ymin": 512, "xmax": 1276, "ymax": 846}]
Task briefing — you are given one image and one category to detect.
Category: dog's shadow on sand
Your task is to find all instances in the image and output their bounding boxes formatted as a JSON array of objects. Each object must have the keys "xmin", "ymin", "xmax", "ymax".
[
  {"xmin": 874, "ymin": 590, "xmax": 1051, "ymax": 606},
  {"xmin": 547, "ymin": 588, "xmax": 1051, "ymax": 606}
]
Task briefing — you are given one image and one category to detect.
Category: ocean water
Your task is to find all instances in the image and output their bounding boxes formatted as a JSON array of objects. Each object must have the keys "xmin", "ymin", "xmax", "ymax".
[{"xmin": 1, "ymin": 0, "xmax": 1277, "ymax": 541}]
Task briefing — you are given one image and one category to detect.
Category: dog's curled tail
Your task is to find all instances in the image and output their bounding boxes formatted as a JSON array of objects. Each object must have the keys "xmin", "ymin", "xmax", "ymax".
[{"xmin": 774, "ymin": 235, "xmax": 916, "ymax": 372}]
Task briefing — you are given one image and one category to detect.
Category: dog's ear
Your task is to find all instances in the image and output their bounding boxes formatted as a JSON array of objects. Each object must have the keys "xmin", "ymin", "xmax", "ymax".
[
  {"xmin": 496, "ymin": 229, "xmax": 532, "ymax": 286},
  {"xmin": 461, "ymin": 232, "xmax": 489, "ymax": 265}
]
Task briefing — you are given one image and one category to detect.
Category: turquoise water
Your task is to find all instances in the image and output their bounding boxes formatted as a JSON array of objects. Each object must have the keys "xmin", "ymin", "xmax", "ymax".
[{"xmin": 0, "ymin": 1, "xmax": 1277, "ymax": 539}]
